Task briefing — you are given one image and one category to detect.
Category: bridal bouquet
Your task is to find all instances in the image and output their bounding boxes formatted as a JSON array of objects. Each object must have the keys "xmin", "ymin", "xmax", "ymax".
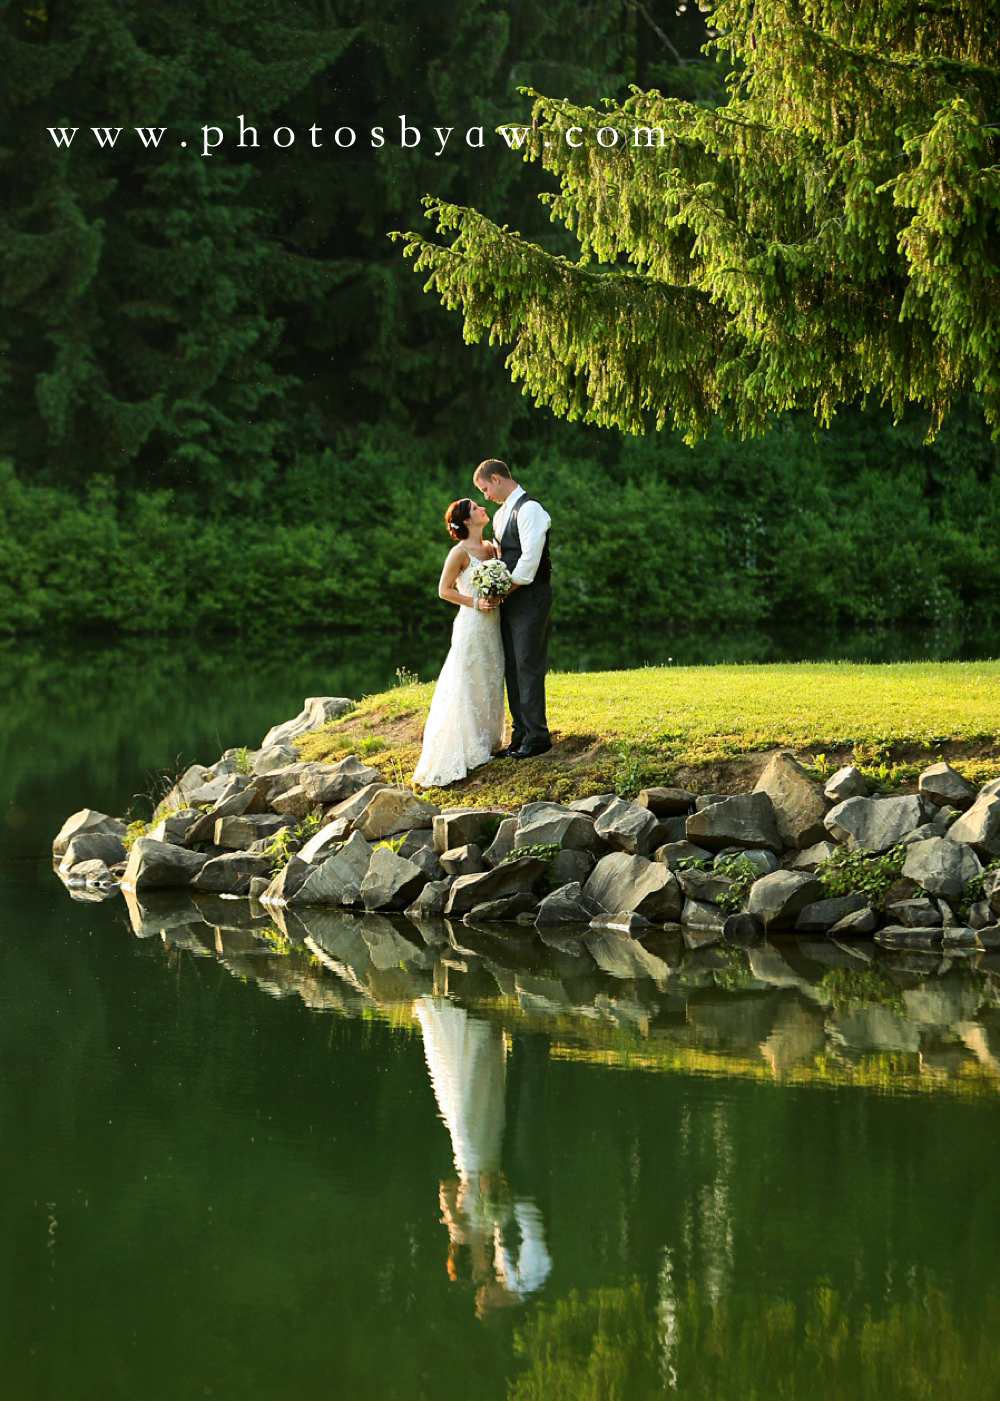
[{"xmin": 469, "ymin": 558, "xmax": 513, "ymax": 600}]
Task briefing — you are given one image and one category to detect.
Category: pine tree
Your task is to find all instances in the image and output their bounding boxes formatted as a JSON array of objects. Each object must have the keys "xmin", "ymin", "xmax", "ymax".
[{"xmin": 396, "ymin": 0, "xmax": 1000, "ymax": 441}]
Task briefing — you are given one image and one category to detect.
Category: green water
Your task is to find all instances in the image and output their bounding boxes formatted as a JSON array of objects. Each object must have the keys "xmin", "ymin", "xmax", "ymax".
[{"xmin": 3, "ymin": 638, "xmax": 1000, "ymax": 1400}]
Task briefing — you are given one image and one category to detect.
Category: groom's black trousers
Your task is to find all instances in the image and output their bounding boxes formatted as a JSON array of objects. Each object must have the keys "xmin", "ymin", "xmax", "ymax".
[{"xmin": 500, "ymin": 581, "xmax": 553, "ymax": 749}]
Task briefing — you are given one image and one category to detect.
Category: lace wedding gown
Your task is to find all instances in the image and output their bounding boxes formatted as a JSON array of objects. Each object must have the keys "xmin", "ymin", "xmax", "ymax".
[{"xmin": 412, "ymin": 559, "xmax": 504, "ymax": 788}]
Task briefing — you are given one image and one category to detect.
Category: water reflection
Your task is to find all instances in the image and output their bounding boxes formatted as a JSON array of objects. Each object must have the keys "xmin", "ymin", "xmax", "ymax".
[{"xmin": 116, "ymin": 894, "xmax": 1000, "ymax": 1100}]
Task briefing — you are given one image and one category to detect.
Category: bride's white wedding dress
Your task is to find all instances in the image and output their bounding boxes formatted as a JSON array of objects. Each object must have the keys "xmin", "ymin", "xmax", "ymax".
[{"xmin": 412, "ymin": 558, "xmax": 504, "ymax": 788}]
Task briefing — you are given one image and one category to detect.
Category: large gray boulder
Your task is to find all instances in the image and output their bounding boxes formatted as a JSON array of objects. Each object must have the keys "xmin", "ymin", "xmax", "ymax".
[
  {"xmin": 53, "ymin": 809, "xmax": 126, "ymax": 860},
  {"xmin": 796, "ymin": 892, "xmax": 870, "ymax": 931},
  {"xmin": 746, "ymin": 870, "xmax": 824, "ymax": 930},
  {"xmin": 753, "ymin": 751, "xmax": 827, "ymax": 849},
  {"xmin": 184, "ymin": 784, "xmax": 259, "ymax": 844},
  {"xmin": 824, "ymin": 765, "xmax": 869, "ymax": 803},
  {"xmin": 534, "ymin": 882, "xmax": 602, "ymax": 925},
  {"xmin": 440, "ymin": 844, "xmax": 488, "ymax": 877},
  {"xmin": 676, "ymin": 866, "xmax": 736, "ymax": 905},
  {"xmin": 653, "ymin": 841, "xmax": 713, "ymax": 871},
  {"xmin": 680, "ymin": 898, "xmax": 727, "ymax": 932},
  {"xmin": 251, "ymin": 743, "xmax": 297, "ymax": 775},
  {"xmin": 360, "ymin": 848, "xmax": 429, "ymax": 910},
  {"xmin": 444, "ymin": 856, "xmax": 549, "ymax": 916},
  {"xmin": 59, "ymin": 831, "xmax": 127, "ymax": 872},
  {"xmin": 351, "ymin": 787, "xmax": 439, "ymax": 841},
  {"xmin": 685, "ymin": 793, "xmax": 782, "ymax": 854},
  {"xmin": 548, "ymin": 848, "xmax": 596, "ymax": 886},
  {"xmin": 516, "ymin": 802, "xmax": 603, "ymax": 852},
  {"xmin": 259, "ymin": 855, "xmax": 313, "ymax": 905},
  {"xmin": 584, "ymin": 852, "xmax": 682, "ymax": 920},
  {"xmin": 884, "ymin": 897, "xmax": 942, "ymax": 928},
  {"xmin": 433, "ymin": 808, "xmax": 507, "ymax": 853},
  {"xmin": 792, "ymin": 839, "xmax": 839, "ymax": 872},
  {"xmin": 636, "ymin": 787, "xmax": 695, "ymax": 816},
  {"xmin": 261, "ymin": 696, "xmax": 353, "ymax": 749},
  {"xmin": 983, "ymin": 869, "xmax": 1000, "ymax": 916},
  {"xmin": 404, "ymin": 879, "xmax": 453, "ymax": 919},
  {"xmin": 918, "ymin": 761, "xmax": 977, "ymax": 811},
  {"xmin": 946, "ymin": 792, "xmax": 1000, "ymax": 857},
  {"xmin": 193, "ymin": 852, "xmax": 273, "ymax": 895},
  {"xmin": 466, "ymin": 893, "xmax": 538, "ymax": 923},
  {"xmin": 594, "ymin": 798, "xmax": 662, "ymax": 856},
  {"xmin": 147, "ymin": 809, "xmax": 203, "ymax": 845},
  {"xmin": 568, "ymin": 793, "xmax": 616, "ymax": 818},
  {"xmin": 215, "ymin": 814, "xmax": 291, "ymax": 850},
  {"xmin": 121, "ymin": 837, "xmax": 208, "ymax": 892},
  {"xmin": 902, "ymin": 836, "xmax": 982, "ymax": 900},
  {"xmin": 483, "ymin": 817, "xmax": 519, "ymax": 867},
  {"xmin": 293, "ymin": 831, "xmax": 373, "ymax": 906},
  {"xmin": 298, "ymin": 817, "xmax": 351, "ymax": 864},
  {"xmin": 825, "ymin": 794, "xmax": 933, "ymax": 853},
  {"xmin": 830, "ymin": 906, "xmax": 878, "ymax": 937}
]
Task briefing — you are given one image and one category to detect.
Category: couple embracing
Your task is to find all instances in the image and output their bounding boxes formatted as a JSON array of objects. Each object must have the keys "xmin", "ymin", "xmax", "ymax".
[{"xmin": 411, "ymin": 459, "xmax": 552, "ymax": 790}]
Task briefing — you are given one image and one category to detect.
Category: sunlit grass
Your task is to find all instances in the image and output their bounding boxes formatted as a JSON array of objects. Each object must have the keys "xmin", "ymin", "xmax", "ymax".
[{"xmin": 296, "ymin": 661, "xmax": 1000, "ymax": 807}]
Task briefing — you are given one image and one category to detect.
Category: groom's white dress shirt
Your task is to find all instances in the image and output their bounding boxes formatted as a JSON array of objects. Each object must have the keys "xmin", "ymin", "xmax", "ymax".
[{"xmin": 493, "ymin": 486, "xmax": 552, "ymax": 587}]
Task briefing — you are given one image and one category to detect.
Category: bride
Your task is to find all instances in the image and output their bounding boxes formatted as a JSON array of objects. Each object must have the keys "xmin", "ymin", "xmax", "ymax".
[{"xmin": 411, "ymin": 498, "xmax": 505, "ymax": 789}]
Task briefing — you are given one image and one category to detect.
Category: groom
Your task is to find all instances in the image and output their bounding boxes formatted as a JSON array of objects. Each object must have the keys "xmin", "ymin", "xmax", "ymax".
[{"xmin": 473, "ymin": 458, "xmax": 553, "ymax": 759}]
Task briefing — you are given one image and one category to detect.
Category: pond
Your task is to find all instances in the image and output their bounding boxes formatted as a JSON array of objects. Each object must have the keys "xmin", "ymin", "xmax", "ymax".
[{"xmin": 3, "ymin": 636, "xmax": 1000, "ymax": 1400}]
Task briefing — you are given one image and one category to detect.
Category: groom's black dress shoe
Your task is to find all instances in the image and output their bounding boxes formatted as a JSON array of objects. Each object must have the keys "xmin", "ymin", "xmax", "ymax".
[
  {"xmin": 509, "ymin": 742, "xmax": 553, "ymax": 760},
  {"xmin": 495, "ymin": 742, "xmax": 525, "ymax": 759}
]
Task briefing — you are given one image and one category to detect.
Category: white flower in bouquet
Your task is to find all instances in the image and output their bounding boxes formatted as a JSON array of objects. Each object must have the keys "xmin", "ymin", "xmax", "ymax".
[{"xmin": 469, "ymin": 558, "xmax": 513, "ymax": 600}]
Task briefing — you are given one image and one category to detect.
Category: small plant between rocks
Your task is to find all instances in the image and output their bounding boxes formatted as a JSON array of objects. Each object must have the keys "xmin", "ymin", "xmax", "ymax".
[{"xmin": 816, "ymin": 845, "xmax": 906, "ymax": 910}]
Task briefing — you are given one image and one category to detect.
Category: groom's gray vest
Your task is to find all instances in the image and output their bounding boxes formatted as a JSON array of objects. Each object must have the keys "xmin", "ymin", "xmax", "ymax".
[{"xmin": 499, "ymin": 494, "xmax": 551, "ymax": 584}]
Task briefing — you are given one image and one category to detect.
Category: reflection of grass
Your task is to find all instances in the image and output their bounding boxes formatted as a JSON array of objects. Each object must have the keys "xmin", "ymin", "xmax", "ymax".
[
  {"xmin": 296, "ymin": 662, "xmax": 1000, "ymax": 806},
  {"xmin": 819, "ymin": 966, "xmax": 905, "ymax": 1015}
]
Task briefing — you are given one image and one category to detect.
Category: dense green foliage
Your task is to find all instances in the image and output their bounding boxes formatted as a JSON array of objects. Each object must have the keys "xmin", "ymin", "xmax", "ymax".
[
  {"xmin": 400, "ymin": 0, "xmax": 1000, "ymax": 440},
  {"xmin": 0, "ymin": 1, "xmax": 997, "ymax": 644}
]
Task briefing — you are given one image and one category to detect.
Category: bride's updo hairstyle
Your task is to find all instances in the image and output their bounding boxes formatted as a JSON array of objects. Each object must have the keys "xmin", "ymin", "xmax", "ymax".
[{"xmin": 445, "ymin": 498, "xmax": 473, "ymax": 540}]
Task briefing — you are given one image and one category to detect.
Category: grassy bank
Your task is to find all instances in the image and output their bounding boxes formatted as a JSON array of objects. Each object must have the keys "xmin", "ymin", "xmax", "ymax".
[{"xmin": 296, "ymin": 660, "xmax": 1000, "ymax": 808}]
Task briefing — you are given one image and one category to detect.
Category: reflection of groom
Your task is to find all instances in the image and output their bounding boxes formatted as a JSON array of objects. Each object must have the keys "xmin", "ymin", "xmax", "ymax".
[{"xmin": 473, "ymin": 458, "xmax": 553, "ymax": 759}]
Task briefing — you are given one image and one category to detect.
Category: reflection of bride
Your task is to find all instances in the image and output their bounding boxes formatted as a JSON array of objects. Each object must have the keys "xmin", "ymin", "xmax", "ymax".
[{"xmin": 414, "ymin": 997, "xmax": 551, "ymax": 1314}]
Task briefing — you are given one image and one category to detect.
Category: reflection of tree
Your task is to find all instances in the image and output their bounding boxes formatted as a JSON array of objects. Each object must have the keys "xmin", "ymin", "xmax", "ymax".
[
  {"xmin": 414, "ymin": 997, "xmax": 552, "ymax": 1316},
  {"xmin": 508, "ymin": 1279, "xmax": 1000, "ymax": 1400}
]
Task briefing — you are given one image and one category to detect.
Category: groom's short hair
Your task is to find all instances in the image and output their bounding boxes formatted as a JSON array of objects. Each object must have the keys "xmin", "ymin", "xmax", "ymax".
[{"xmin": 475, "ymin": 458, "xmax": 512, "ymax": 482}]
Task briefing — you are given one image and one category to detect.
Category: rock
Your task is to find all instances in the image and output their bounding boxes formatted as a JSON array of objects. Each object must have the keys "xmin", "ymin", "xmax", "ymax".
[
  {"xmin": 147, "ymin": 809, "xmax": 203, "ymax": 845},
  {"xmin": 716, "ymin": 847, "xmax": 779, "ymax": 875},
  {"xmin": 483, "ymin": 817, "xmax": 519, "ymax": 867},
  {"xmin": 637, "ymin": 787, "xmax": 695, "ymax": 816},
  {"xmin": 328, "ymin": 782, "xmax": 388, "ymax": 824},
  {"xmin": 534, "ymin": 882, "xmax": 602, "ymax": 925},
  {"xmin": 405, "ymin": 879, "xmax": 453, "ymax": 919},
  {"xmin": 432, "ymin": 808, "xmax": 507, "ymax": 853},
  {"xmin": 588, "ymin": 911, "xmax": 653, "ymax": 936},
  {"xmin": 824, "ymin": 765, "xmax": 869, "ymax": 803},
  {"xmin": 682, "ymin": 927, "xmax": 724, "ymax": 950},
  {"xmin": 795, "ymin": 892, "xmax": 869, "ymax": 931},
  {"xmin": 397, "ymin": 829, "xmax": 436, "ymax": 859},
  {"xmin": 360, "ymin": 847, "xmax": 429, "ymax": 911},
  {"xmin": 248, "ymin": 876, "xmax": 270, "ymax": 900},
  {"xmin": 53, "ymin": 809, "xmax": 126, "ymax": 860},
  {"xmin": 946, "ymin": 792, "xmax": 1000, "ymax": 857},
  {"xmin": 193, "ymin": 852, "xmax": 273, "ymax": 895},
  {"xmin": 584, "ymin": 851, "xmax": 682, "ymax": 921},
  {"xmin": 407, "ymin": 846, "xmax": 444, "ymax": 881},
  {"xmin": 754, "ymin": 750, "xmax": 827, "ymax": 849},
  {"xmin": 292, "ymin": 831, "xmax": 373, "ymax": 906},
  {"xmin": 121, "ymin": 837, "xmax": 208, "ymax": 892},
  {"xmin": 270, "ymin": 785, "xmax": 319, "ymax": 820},
  {"xmin": 466, "ymin": 892, "xmax": 538, "ymax": 922},
  {"xmin": 825, "ymin": 794, "xmax": 932, "ymax": 853},
  {"xmin": 351, "ymin": 787, "xmax": 439, "ymax": 841},
  {"xmin": 444, "ymin": 857, "xmax": 548, "ymax": 916},
  {"xmin": 942, "ymin": 925, "xmax": 978, "ymax": 948},
  {"xmin": 298, "ymin": 817, "xmax": 351, "ymax": 864},
  {"xmin": 676, "ymin": 866, "xmax": 736, "ymax": 905},
  {"xmin": 594, "ymin": 798, "xmax": 663, "ymax": 856},
  {"xmin": 792, "ymin": 840, "xmax": 839, "ymax": 872},
  {"xmin": 966, "ymin": 900, "xmax": 993, "ymax": 929},
  {"xmin": 685, "ymin": 793, "xmax": 782, "ymax": 854},
  {"xmin": 259, "ymin": 855, "xmax": 313, "ymax": 905},
  {"xmin": 568, "ymin": 793, "xmax": 616, "ymax": 818},
  {"xmin": 251, "ymin": 744, "xmax": 297, "ymax": 775},
  {"xmin": 694, "ymin": 793, "xmax": 727, "ymax": 810},
  {"xmin": 258, "ymin": 757, "xmax": 383, "ymax": 810},
  {"xmin": 548, "ymin": 849, "xmax": 596, "ymax": 886},
  {"xmin": 656, "ymin": 815, "xmax": 690, "ymax": 843},
  {"xmin": 440, "ymin": 844, "xmax": 488, "ymax": 876},
  {"xmin": 984, "ymin": 869, "xmax": 1000, "ymax": 915},
  {"xmin": 723, "ymin": 913, "xmax": 764, "ymax": 945},
  {"xmin": 653, "ymin": 841, "xmax": 713, "ymax": 870},
  {"xmin": 516, "ymin": 802, "xmax": 603, "ymax": 852},
  {"xmin": 746, "ymin": 870, "xmax": 824, "ymax": 931},
  {"xmin": 680, "ymin": 899, "xmax": 727, "ymax": 931},
  {"xmin": 829, "ymin": 906, "xmax": 878, "ymax": 937},
  {"xmin": 59, "ymin": 831, "xmax": 127, "ymax": 872},
  {"xmin": 215, "ymin": 814, "xmax": 291, "ymax": 850},
  {"xmin": 62, "ymin": 858, "xmax": 116, "ymax": 890},
  {"xmin": 918, "ymin": 761, "xmax": 978, "ymax": 811},
  {"xmin": 185, "ymin": 784, "xmax": 260, "ymax": 843},
  {"xmin": 977, "ymin": 925, "xmax": 1000, "ymax": 950},
  {"xmin": 261, "ymin": 696, "xmax": 353, "ymax": 748},
  {"xmin": 901, "ymin": 836, "xmax": 982, "ymax": 900}
]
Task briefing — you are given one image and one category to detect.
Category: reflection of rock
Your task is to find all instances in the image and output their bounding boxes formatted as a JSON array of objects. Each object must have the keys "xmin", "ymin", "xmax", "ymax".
[
  {"xmin": 584, "ymin": 929, "xmax": 673, "ymax": 985},
  {"xmin": 760, "ymin": 998, "xmax": 826, "ymax": 1073},
  {"xmin": 123, "ymin": 888, "xmax": 202, "ymax": 938}
]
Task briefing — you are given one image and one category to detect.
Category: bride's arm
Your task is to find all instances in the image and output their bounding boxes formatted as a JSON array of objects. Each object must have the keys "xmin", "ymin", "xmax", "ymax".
[{"xmin": 438, "ymin": 546, "xmax": 481, "ymax": 610}]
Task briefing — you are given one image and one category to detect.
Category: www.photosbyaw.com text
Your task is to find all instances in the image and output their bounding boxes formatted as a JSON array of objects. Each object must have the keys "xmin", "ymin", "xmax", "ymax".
[{"xmin": 45, "ymin": 114, "xmax": 670, "ymax": 157}]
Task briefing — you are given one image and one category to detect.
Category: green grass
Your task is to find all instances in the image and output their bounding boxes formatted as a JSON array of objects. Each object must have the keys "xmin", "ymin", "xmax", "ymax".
[{"xmin": 296, "ymin": 661, "xmax": 1000, "ymax": 809}]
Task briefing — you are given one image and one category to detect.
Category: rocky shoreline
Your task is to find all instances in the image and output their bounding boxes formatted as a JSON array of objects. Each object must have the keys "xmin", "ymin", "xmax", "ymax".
[{"xmin": 53, "ymin": 696, "xmax": 1000, "ymax": 952}]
